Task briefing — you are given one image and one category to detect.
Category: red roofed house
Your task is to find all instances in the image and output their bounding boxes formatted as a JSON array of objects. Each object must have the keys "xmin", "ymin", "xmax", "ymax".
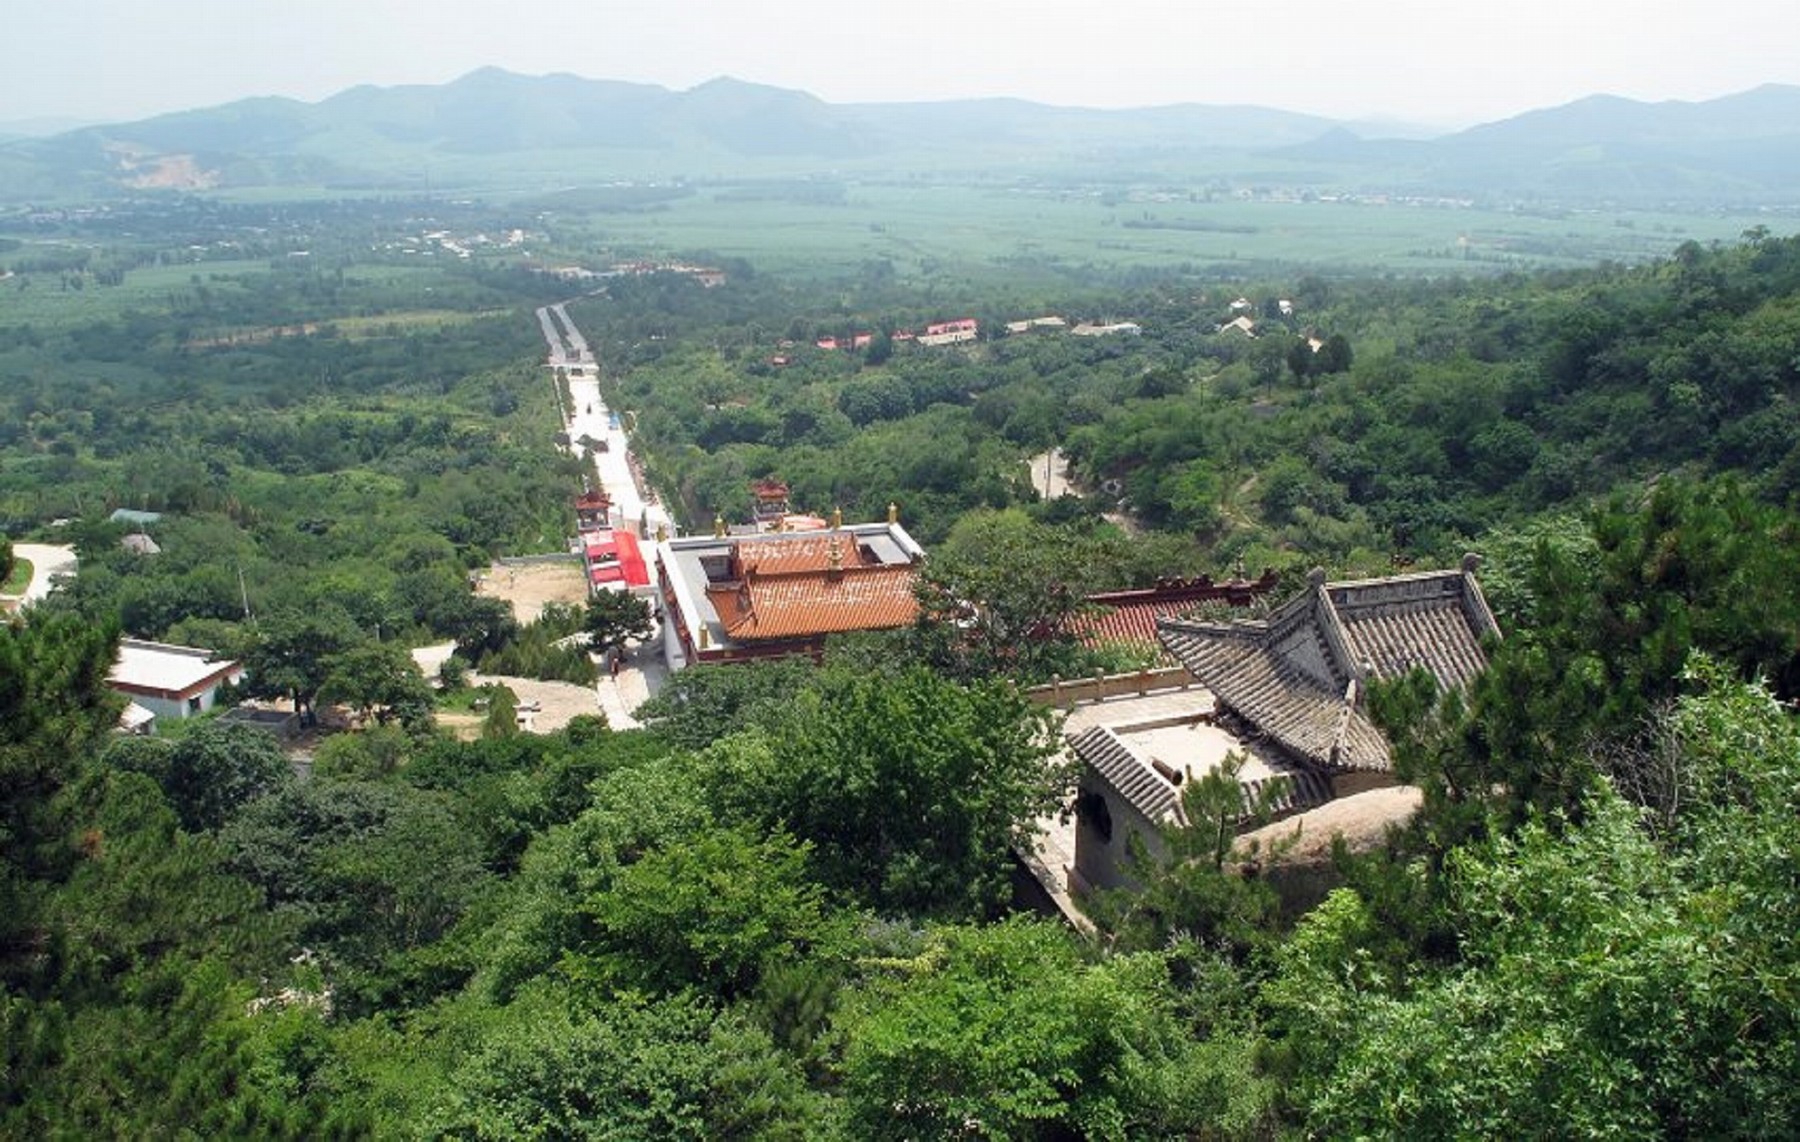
[
  {"xmin": 656, "ymin": 519, "xmax": 926, "ymax": 670},
  {"xmin": 583, "ymin": 528, "xmax": 651, "ymax": 593}
]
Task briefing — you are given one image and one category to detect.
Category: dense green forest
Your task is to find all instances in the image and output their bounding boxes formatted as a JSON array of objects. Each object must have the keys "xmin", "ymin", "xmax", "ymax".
[{"xmin": 4, "ymin": 202, "xmax": 1800, "ymax": 1136}]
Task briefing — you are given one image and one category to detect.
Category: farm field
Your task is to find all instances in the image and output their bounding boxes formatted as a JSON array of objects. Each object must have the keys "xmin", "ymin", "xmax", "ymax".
[{"xmin": 556, "ymin": 181, "xmax": 1774, "ymax": 279}]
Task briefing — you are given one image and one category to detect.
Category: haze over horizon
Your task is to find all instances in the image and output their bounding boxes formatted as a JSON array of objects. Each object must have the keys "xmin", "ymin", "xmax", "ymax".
[{"xmin": 10, "ymin": 0, "xmax": 1799, "ymax": 132}]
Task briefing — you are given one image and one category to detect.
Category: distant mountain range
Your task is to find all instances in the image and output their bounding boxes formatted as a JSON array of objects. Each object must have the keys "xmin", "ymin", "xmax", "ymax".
[{"xmin": 3, "ymin": 69, "xmax": 1797, "ymax": 207}]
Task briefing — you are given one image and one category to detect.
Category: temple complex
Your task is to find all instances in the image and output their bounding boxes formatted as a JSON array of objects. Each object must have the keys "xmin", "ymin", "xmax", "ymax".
[{"xmin": 1064, "ymin": 557, "xmax": 1498, "ymax": 895}]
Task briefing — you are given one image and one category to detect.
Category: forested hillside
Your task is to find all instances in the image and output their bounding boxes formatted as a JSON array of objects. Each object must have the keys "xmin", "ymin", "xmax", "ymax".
[
  {"xmin": 588, "ymin": 231, "xmax": 1800, "ymax": 572},
  {"xmin": 3, "ymin": 205, "xmax": 1799, "ymax": 1135}
]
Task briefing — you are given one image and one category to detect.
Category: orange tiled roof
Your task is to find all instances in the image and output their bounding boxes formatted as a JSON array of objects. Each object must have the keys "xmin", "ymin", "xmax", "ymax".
[
  {"xmin": 708, "ymin": 563, "xmax": 918, "ymax": 642},
  {"xmin": 1066, "ymin": 574, "xmax": 1280, "ymax": 659},
  {"xmin": 736, "ymin": 533, "xmax": 869, "ymax": 576},
  {"xmin": 1068, "ymin": 600, "xmax": 1186, "ymax": 661}
]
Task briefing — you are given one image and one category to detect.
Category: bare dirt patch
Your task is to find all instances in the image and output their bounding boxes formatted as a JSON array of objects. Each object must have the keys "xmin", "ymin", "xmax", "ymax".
[
  {"xmin": 436, "ymin": 671, "xmax": 600, "ymax": 740},
  {"xmin": 475, "ymin": 562, "xmax": 590, "ymax": 622}
]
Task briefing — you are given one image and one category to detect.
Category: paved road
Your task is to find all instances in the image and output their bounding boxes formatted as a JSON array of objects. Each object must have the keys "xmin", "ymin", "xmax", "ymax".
[
  {"xmin": 537, "ymin": 302, "xmax": 672, "ymax": 541},
  {"xmin": 533, "ymin": 302, "xmax": 674, "ymax": 722},
  {"xmin": 5, "ymin": 542, "xmax": 78, "ymax": 607},
  {"xmin": 565, "ymin": 376, "xmax": 673, "ymax": 538}
]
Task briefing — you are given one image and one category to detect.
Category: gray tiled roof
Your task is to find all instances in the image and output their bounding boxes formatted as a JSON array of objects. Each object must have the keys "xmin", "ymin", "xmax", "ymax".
[
  {"xmin": 1159, "ymin": 566, "xmax": 1497, "ymax": 774},
  {"xmin": 1070, "ymin": 725, "xmax": 1336, "ymax": 827},
  {"xmin": 1242, "ymin": 769, "xmax": 1335, "ymax": 818},
  {"xmin": 1328, "ymin": 569, "xmax": 1498, "ymax": 686},
  {"xmin": 1071, "ymin": 725, "xmax": 1183, "ymax": 823}
]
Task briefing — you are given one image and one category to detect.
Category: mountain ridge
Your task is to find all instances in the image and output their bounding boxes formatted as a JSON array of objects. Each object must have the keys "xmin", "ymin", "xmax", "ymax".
[{"xmin": 3, "ymin": 69, "xmax": 1796, "ymax": 206}]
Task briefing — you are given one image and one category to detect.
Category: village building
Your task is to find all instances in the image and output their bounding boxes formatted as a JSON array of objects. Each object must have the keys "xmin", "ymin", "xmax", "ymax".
[
  {"xmin": 606, "ymin": 261, "xmax": 726, "ymax": 287},
  {"xmin": 916, "ymin": 318, "xmax": 979, "ymax": 346},
  {"xmin": 583, "ymin": 528, "xmax": 651, "ymax": 593},
  {"xmin": 1063, "ymin": 559, "xmax": 1498, "ymax": 896},
  {"xmin": 813, "ymin": 332, "xmax": 875, "ymax": 352},
  {"xmin": 1070, "ymin": 321, "xmax": 1143, "ymax": 337},
  {"xmin": 109, "ymin": 638, "xmax": 245, "ymax": 733},
  {"xmin": 655, "ymin": 515, "xmax": 925, "ymax": 671}
]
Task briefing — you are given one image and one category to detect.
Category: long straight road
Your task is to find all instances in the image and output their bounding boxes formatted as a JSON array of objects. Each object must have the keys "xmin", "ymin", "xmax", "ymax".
[
  {"xmin": 533, "ymin": 301, "xmax": 676, "ymax": 725},
  {"xmin": 536, "ymin": 302, "xmax": 673, "ymax": 541}
]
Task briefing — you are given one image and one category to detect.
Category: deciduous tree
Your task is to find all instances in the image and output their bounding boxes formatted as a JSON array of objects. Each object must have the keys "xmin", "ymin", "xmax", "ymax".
[
  {"xmin": 839, "ymin": 919, "xmax": 1273, "ymax": 1139},
  {"xmin": 706, "ymin": 665, "xmax": 1070, "ymax": 916},
  {"xmin": 240, "ymin": 606, "xmax": 362, "ymax": 725}
]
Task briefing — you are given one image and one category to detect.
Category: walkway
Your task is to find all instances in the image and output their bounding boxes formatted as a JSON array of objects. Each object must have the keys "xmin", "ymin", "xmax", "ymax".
[{"xmin": 594, "ymin": 643, "xmax": 671, "ymax": 730}]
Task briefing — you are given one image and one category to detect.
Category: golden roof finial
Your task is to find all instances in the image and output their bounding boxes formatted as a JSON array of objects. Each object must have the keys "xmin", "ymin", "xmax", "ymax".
[
  {"xmin": 887, "ymin": 501, "xmax": 899, "ymax": 524},
  {"xmin": 831, "ymin": 505, "xmax": 843, "ymax": 530}
]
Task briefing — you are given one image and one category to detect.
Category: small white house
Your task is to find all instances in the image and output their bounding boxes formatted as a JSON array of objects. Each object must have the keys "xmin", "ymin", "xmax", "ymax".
[{"xmin": 109, "ymin": 639, "xmax": 244, "ymax": 728}]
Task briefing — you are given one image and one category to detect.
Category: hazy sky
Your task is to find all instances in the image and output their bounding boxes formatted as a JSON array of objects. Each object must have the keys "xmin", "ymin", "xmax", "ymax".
[{"xmin": 9, "ymin": 0, "xmax": 1798, "ymax": 128}]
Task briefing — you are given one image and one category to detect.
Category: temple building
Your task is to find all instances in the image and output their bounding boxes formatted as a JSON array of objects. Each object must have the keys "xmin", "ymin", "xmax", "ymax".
[
  {"xmin": 750, "ymin": 479, "xmax": 792, "ymax": 531},
  {"xmin": 656, "ymin": 514, "xmax": 926, "ymax": 670},
  {"xmin": 1067, "ymin": 558, "xmax": 1498, "ymax": 895},
  {"xmin": 1066, "ymin": 570, "xmax": 1280, "ymax": 663},
  {"xmin": 573, "ymin": 487, "xmax": 615, "ymax": 532},
  {"xmin": 573, "ymin": 487, "xmax": 652, "ymax": 593}
]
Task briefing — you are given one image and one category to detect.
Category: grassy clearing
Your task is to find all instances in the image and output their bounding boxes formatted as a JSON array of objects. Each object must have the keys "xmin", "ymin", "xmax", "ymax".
[
  {"xmin": 1, "ymin": 555, "xmax": 32, "ymax": 595},
  {"xmin": 328, "ymin": 308, "xmax": 513, "ymax": 337},
  {"xmin": 0, "ymin": 258, "xmax": 273, "ymax": 328}
]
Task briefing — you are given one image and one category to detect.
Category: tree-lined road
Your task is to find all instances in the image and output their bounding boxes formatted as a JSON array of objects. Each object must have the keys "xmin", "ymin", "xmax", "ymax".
[{"xmin": 538, "ymin": 303, "xmax": 672, "ymax": 543}]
